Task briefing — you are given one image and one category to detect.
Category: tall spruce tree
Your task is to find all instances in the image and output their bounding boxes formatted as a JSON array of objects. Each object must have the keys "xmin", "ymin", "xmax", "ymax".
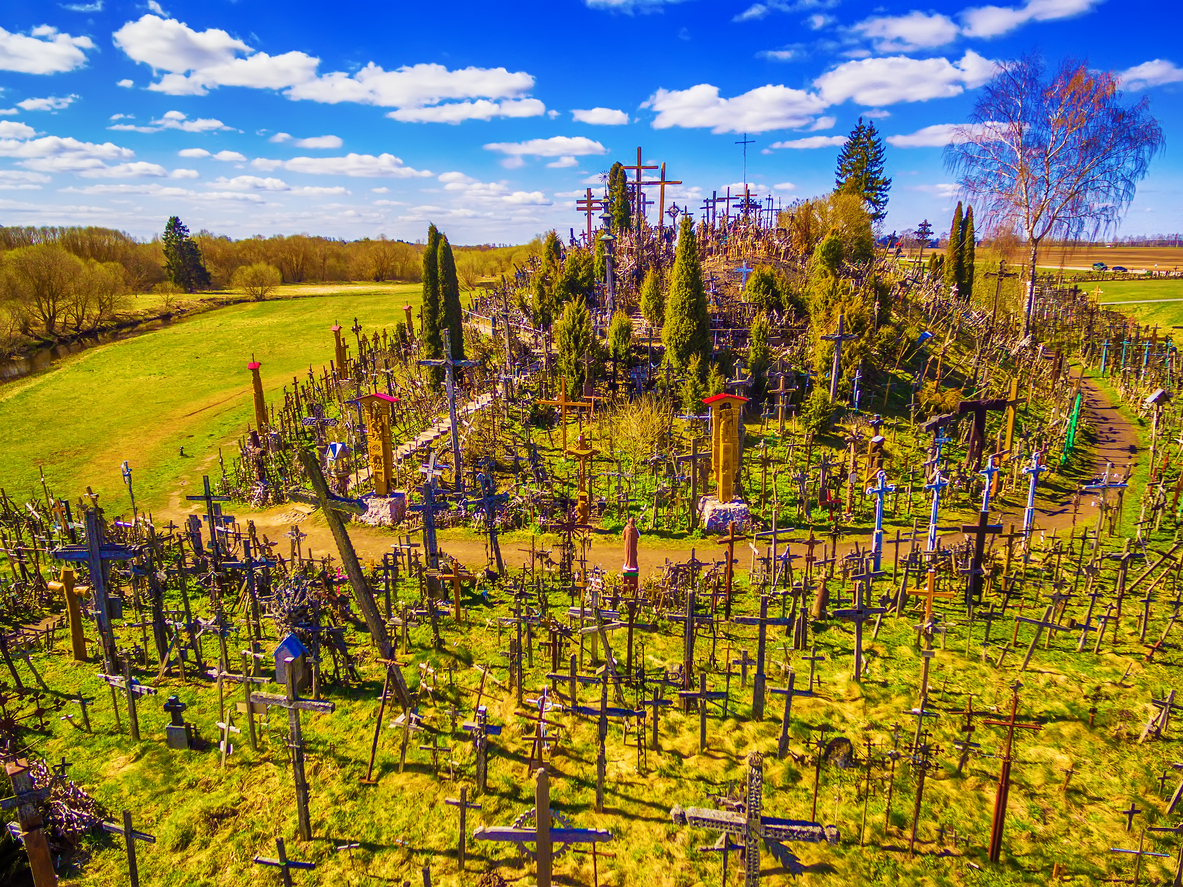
[
  {"xmin": 162, "ymin": 216, "xmax": 210, "ymax": 292},
  {"xmin": 639, "ymin": 267, "xmax": 664, "ymax": 327},
  {"xmin": 944, "ymin": 202, "xmax": 964, "ymax": 297},
  {"xmin": 438, "ymin": 234, "xmax": 465, "ymax": 360},
  {"xmin": 961, "ymin": 206, "xmax": 975, "ymax": 302},
  {"xmin": 555, "ymin": 296, "xmax": 592, "ymax": 398},
  {"xmin": 608, "ymin": 162, "xmax": 631, "ymax": 234},
  {"xmin": 834, "ymin": 118, "xmax": 892, "ymax": 223},
  {"xmin": 661, "ymin": 214, "xmax": 710, "ymax": 371},
  {"xmin": 421, "ymin": 224, "xmax": 443, "ymax": 360}
]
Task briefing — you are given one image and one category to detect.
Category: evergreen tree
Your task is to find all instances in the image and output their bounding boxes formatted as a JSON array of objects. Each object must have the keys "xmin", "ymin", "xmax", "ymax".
[
  {"xmin": 555, "ymin": 296, "xmax": 592, "ymax": 398},
  {"xmin": 438, "ymin": 234, "xmax": 465, "ymax": 360},
  {"xmin": 746, "ymin": 266, "xmax": 782, "ymax": 313},
  {"xmin": 607, "ymin": 310, "xmax": 633, "ymax": 384},
  {"xmin": 834, "ymin": 118, "xmax": 892, "ymax": 223},
  {"xmin": 661, "ymin": 214, "xmax": 711, "ymax": 371},
  {"xmin": 162, "ymin": 216, "xmax": 210, "ymax": 292},
  {"xmin": 608, "ymin": 162, "xmax": 631, "ymax": 234},
  {"xmin": 542, "ymin": 230, "xmax": 562, "ymax": 276},
  {"xmin": 961, "ymin": 206, "xmax": 976, "ymax": 302},
  {"xmin": 639, "ymin": 267, "xmax": 664, "ymax": 327},
  {"xmin": 706, "ymin": 362, "xmax": 725, "ymax": 397},
  {"xmin": 421, "ymin": 224, "xmax": 443, "ymax": 359},
  {"xmin": 680, "ymin": 353, "xmax": 706, "ymax": 415},
  {"xmin": 944, "ymin": 202, "xmax": 964, "ymax": 297},
  {"xmin": 747, "ymin": 312, "xmax": 771, "ymax": 403},
  {"xmin": 593, "ymin": 232, "xmax": 607, "ymax": 284},
  {"xmin": 530, "ymin": 273, "xmax": 555, "ymax": 329}
]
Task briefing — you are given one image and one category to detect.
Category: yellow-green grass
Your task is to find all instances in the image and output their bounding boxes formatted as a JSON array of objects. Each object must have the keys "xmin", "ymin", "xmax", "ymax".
[{"xmin": 0, "ymin": 283, "xmax": 420, "ymax": 513}]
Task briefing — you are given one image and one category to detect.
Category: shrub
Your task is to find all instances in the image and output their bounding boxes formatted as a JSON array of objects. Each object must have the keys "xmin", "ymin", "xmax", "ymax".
[{"xmin": 231, "ymin": 262, "xmax": 281, "ymax": 300}]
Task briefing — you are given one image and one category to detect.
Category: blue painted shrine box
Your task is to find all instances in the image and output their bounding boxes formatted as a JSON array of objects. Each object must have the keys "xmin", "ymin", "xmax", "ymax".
[{"xmin": 274, "ymin": 633, "xmax": 311, "ymax": 691}]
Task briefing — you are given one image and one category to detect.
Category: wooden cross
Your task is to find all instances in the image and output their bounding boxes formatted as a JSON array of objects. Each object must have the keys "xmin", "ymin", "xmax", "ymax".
[
  {"xmin": 102, "ymin": 810, "xmax": 156, "ymax": 887},
  {"xmin": 462, "ymin": 705, "xmax": 502, "ymax": 794},
  {"xmin": 539, "ymin": 388, "xmax": 593, "ymax": 452},
  {"xmin": 418, "ymin": 328, "xmax": 481, "ymax": 492},
  {"xmin": 185, "ymin": 474, "xmax": 232, "ymax": 562},
  {"xmin": 956, "ymin": 397, "xmax": 1008, "ymax": 471},
  {"xmin": 50, "ymin": 508, "xmax": 140, "ymax": 672},
  {"xmin": 678, "ymin": 673, "xmax": 728, "ymax": 752},
  {"xmin": 717, "ymin": 521, "xmax": 750, "ymax": 615},
  {"xmin": 671, "ymin": 751, "xmax": 839, "ymax": 887},
  {"xmin": 906, "ymin": 568, "xmax": 954, "ymax": 635},
  {"xmin": 622, "ymin": 146, "xmax": 660, "ymax": 237},
  {"xmin": 770, "ymin": 670, "xmax": 813, "ymax": 760},
  {"xmin": 426, "ymin": 558, "xmax": 476, "ymax": 623},
  {"xmin": 98, "ymin": 652, "xmax": 157, "ymax": 742},
  {"xmin": 2, "ymin": 760, "xmax": 55, "ymax": 887},
  {"xmin": 982, "ymin": 681, "xmax": 1041, "ymax": 863},
  {"xmin": 961, "ymin": 509, "xmax": 1002, "ymax": 611},
  {"xmin": 254, "ymin": 836, "xmax": 315, "ymax": 886},
  {"xmin": 833, "ymin": 572, "xmax": 886, "ymax": 682},
  {"xmin": 656, "ymin": 162, "xmax": 682, "ymax": 230},
  {"xmin": 821, "ymin": 313, "xmax": 858, "ymax": 401},
  {"xmin": 1015, "ymin": 605, "xmax": 1072, "ymax": 672},
  {"xmin": 473, "ymin": 768, "xmax": 613, "ymax": 887},
  {"xmin": 676, "ymin": 437, "xmax": 711, "ymax": 531},
  {"xmin": 733, "ymin": 595, "xmax": 793, "ymax": 720},
  {"xmin": 250, "ymin": 659, "xmax": 336, "ymax": 841},
  {"xmin": 1110, "ymin": 829, "xmax": 1170, "ymax": 887},
  {"xmin": 576, "ymin": 188, "xmax": 605, "ymax": 240},
  {"xmin": 445, "ymin": 786, "xmax": 482, "ymax": 870}
]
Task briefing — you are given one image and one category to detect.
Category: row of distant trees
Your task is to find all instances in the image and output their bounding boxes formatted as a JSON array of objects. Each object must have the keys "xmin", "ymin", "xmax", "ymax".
[{"xmin": 0, "ymin": 220, "xmax": 541, "ymax": 340}]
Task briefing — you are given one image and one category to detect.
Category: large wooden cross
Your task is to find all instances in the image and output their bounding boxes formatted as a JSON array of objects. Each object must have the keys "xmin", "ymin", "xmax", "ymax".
[
  {"xmin": 575, "ymin": 188, "xmax": 605, "ymax": 241},
  {"xmin": 51, "ymin": 508, "xmax": 140, "ymax": 672},
  {"xmin": 621, "ymin": 147, "xmax": 660, "ymax": 238},
  {"xmin": 473, "ymin": 768, "xmax": 613, "ymax": 887},
  {"xmin": 102, "ymin": 810, "xmax": 156, "ymax": 887},
  {"xmin": 733, "ymin": 595, "xmax": 793, "ymax": 720},
  {"xmin": 185, "ymin": 475, "xmax": 231, "ymax": 563},
  {"xmin": 956, "ymin": 396, "xmax": 1008, "ymax": 471},
  {"xmin": 418, "ymin": 328, "xmax": 481, "ymax": 492},
  {"xmin": 671, "ymin": 752, "xmax": 839, "ymax": 887},
  {"xmin": 820, "ymin": 313, "xmax": 858, "ymax": 401},
  {"xmin": 982, "ymin": 682, "xmax": 1041, "ymax": 863},
  {"xmin": 2, "ymin": 760, "xmax": 54, "ymax": 887},
  {"xmin": 251, "ymin": 659, "xmax": 337, "ymax": 841},
  {"xmin": 656, "ymin": 162, "xmax": 682, "ymax": 230},
  {"xmin": 539, "ymin": 388, "xmax": 593, "ymax": 452}
]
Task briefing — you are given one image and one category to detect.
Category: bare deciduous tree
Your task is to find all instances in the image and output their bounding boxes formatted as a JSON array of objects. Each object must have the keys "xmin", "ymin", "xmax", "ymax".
[{"xmin": 945, "ymin": 54, "xmax": 1164, "ymax": 336}]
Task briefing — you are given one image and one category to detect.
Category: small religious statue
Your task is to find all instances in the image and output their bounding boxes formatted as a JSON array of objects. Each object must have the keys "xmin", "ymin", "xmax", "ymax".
[{"xmin": 622, "ymin": 516, "xmax": 640, "ymax": 593}]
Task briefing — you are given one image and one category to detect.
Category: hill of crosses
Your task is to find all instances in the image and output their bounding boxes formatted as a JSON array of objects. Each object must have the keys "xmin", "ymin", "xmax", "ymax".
[{"xmin": 0, "ymin": 149, "xmax": 1178, "ymax": 887}]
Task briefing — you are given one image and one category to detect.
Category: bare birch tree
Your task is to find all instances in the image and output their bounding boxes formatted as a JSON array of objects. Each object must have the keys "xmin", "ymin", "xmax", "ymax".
[{"xmin": 945, "ymin": 54, "xmax": 1164, "ymax": 336}]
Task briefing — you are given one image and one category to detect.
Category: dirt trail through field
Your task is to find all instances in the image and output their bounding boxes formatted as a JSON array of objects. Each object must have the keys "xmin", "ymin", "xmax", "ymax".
[{"xmin": 157, "ymin": 375, "xmax": 1140, "ymax": 577}]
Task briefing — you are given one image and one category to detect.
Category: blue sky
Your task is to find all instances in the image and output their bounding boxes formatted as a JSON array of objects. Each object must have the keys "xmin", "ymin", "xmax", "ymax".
[{"xmin": 1, "ymin": 0, "xmax": 1179, "ymax": 244}]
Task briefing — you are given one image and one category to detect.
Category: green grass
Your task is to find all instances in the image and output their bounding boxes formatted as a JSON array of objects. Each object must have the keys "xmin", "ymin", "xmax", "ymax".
[
  {"xmin": 1086, "ymin": 278, "xmax": 1183, "ymax": 330},
  {"xmin": 0, "ymin": 283, "xmax": 421, "ymax": 512}
]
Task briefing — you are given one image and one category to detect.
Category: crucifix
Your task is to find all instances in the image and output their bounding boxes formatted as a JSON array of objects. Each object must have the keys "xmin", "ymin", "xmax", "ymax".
[
  {"xmin": 923, "ymin": 469, "xmax": 948, "ymax": 554},
  {"xmin": 833, "ymin": 571, "xmax": 885, "ymax": 682},
  {"xmin": 733, "ymin": 595, "xmax": 794, "ymax": 720},
  {"xmin": 866, "ymin": 470, "xmax": 896, "ymax": 572},
  {"xmin": 185, "ymin": 475, "xmax": 231, "ymax": 563},
  {"xmin": 622, "ymin": 146, "xmax": 660, "ymax": 239},
  {"xmin": 1015, "ymin": 605, "xmax": 1072, "ymax": 672},
  {"xmin": 961, "ymin": 455, "xmax": 1004, "ymax": 612},
  {"xmin": 102, "ymin": 810, "xmax": 156, "ymax": 887},
  {"xmin": 717, "ymin": 521, "xmax": 750, "ymax": 616},
  {"xmin": 956, "ymin": 396, "xmax": 1008, "ymax": 471},
  {"xmin": 98, "ymin": 652, "xmax": 157, "ymax": 742},
  {"xmin": 250, "ymin": 659, "xmax": 337, "ymax": 841},
  {"xmin": 50, "ymin": 508, "xmax": 140, "ymax": 673},
  {"xmin": 671, "ymin": 751, "xmax": 839, "ymax": 887},
  {"xmin": 418, "ymin": 328, "xmax": 480, "ymax": 492},
  {"xmin": 1021, "ymin": 450, "xmax": 1045, "ymax": 538},
  {"xmin": 576, "ymin": 188, "xmax": 605, "ymax": 240},
  {"xmin": 656, "ymin": 162, "xmax": 682, "ymax": 230},
  {"xmin": 473, "ymin": 768, "xmax": 613, "ymax": 887},
  {"xmin": 982, "ymin": 681, "xmax": 1041, "ymax": 863},
  {"xmin": 254, "ymin": 837, "xmax": 316, "ymax": 886},
  {"xmin": 821, "ymin": 313, "xmax": 858, "ymax": 401},
  {"xmin": 539, "ymin": 387, "xmax": 593, "ymax": 453},
  {"xmin": 463, "ymin": 470, "xmax": 509, "ymax": 575}
]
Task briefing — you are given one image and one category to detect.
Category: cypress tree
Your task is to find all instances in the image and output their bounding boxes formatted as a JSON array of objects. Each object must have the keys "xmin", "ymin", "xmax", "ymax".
[
  {"xmin": 639, "ymin": 267, "xmax": 664, "ymax": 327},
  {"xmin": 421, "ymin": 224, "xmax": 442, "ymax": 359},
  {"xmin": 555, "ymin": 296, "xmax": 592, "ymax": 398},
  {"xmin": 679, "ymin": 354, "xmax": 706, "ymax": 415},
  {"xmin": 609, "ymin": 162, "xmax": 631, "ymax": 234},
  {"xmin": 542, "ymin": 230, "xmax": 562, "ymax": 276},
  {"xmin": 834, "ymin": 118, "xmax": 892, "ymax": 223},
  {"xmin": 944, "ymin": 202, "xmax": 963, "ymax": 298},
  {"xmin": 661, "ymin": 214, "xmax": 711, "ymax": 371},
  {"xmin": 438, "ymin": 234, "xmax": 465, "ymax": 360},
  {"xmin": 961, "ymin": 206, "xmax": 975, "ymax": 302}
]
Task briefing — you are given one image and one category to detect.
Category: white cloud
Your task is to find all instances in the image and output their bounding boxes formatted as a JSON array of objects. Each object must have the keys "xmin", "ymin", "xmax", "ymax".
[
  {"xmin": 211, "ymin": 150, "xmax": 245, "ymax": 162},
  {"xmin": 0, "ymin": 109, "xmax": 16, "ymax": 116},
  {"xmin": 0, "ymin": 25, "xmax": 94, "ymax": 75},
  {"xmin": 909, "ymin": 182, "xmax": 960, "ymax": 199},
  {"xmin": 853, "ymin": 11, "xmax": 960, "ymax": 52},
  {"xmin": 371, "ymin": 186, "xmax": 389, "ymax": 193},
  {"xmin": 279, "ymin": 153, "xmax": 432, "ymax": 178},
  {"xmin": 547, "ymin": 156, "xmax": 580, "ymax": 168},
  {"xmin": 170, "ymin": 168, "xmax": 198, "ymax": 178},
  {"xmin": 769, "ymin": 135, "xmax": 847, "ymax": 149},
  {"xmin": 886, "ymin": 122, "xmax": 999, "ymax": 147},
  {"xmin": 108, "ymin": 124, "xmax": 158, "ymax": 133},
  {"xmin": 155, "ymin": 110, "xmax": 228, "ymax": 132},
  {"xmin": 866, "ymin": 108, "xmax": 891, "ymax": 117},
  {"xmin": 269, "ymin": 132, "xmax": 291, "ymax": 143},
  {"xmin": 18, "ymin": 95, "xmax": 78, "ymax": 112},
  {"xmin": 435, "ymin": 171, "xmax": 552, "ymax": 206},
  {"xmin": 643, "ymin": 83, "xmax": 827, "ymax": 133},
  {"xmin": 62, "ymin": 182, "xmax": 266, "ymax": 203},
  {"xmin": 0, "ymin": 170, "xmax": 50, "ymax": 184},
  {"xmin": 809, "ymin": 115, "xmax": 837, "ymax": 130},
  {"xmin": 572, "ymin": 107, "xmax": 629, "ymax": 125},
  {"xmin": 178, "ymin": 147, "xmax": 210, "ymax": 158},
  {"xmin": 0, "ymin": 135, "xmax": 134, "ymax": 173},
  {"xmin": 961, "ymin": 0, "xmax": 1102, "ymax": 38},
  {"xmin": 584, "ymin": 0, "xmax": 689, "ymax": 11},
  {"xmin": 772, "ymin": 181, "xmax": 798, "ymax": 191},
  {"xmin": 292, "ymin": 135, "xmax": 342, "ymax": 149},
  {"xmin": 757, "ymin": 49, "xmax": 797, "ymax": 61},
  {"xmin": 734, "ymin": 0, "xmax": 835, "ymax": 21},
  {"xmin": 0, "ymin": 121, "xmax": 37, "ymax": 140},
  {"xmin": 116, "ymin": 78, "xmax": 133, "ymax": 88},
  {"xmin": 62, "ymin": 1, "xmax": 104, "ymax": 10},
  {"xmin": 78, "ymin": 161, "xmax": 168, "ymax": 179},
  {"xmin": 484, "ymin": 136, "xmax": 608, "ymax": 163},
  {"xmin": 814, "ymin": 50, "xmax": 996, "ymax": 106},
  {"xmin": 1120, "ymin": 59, "xmax": 1183, "ymax": 91},
  {"xmin": 110, "ymin": 113, "xmax": 132, "ymax": 120},
  {"xmin": 147, "ymin": 0, "xmax": 166, "ymax": 13},
  {"xmin": 113, "ymin": 16, "xmax": 543, "ymax": 122},
  {"xmin": 212, "ymin": 175, "xmax": 290, "ymax": 191}
]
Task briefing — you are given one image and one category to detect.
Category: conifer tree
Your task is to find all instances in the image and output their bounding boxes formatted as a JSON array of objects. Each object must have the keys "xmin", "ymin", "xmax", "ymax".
[
  {"xmin": 747, "ymin": 312, "xmax": 771, "ymax": 403},
  {"xmin": 438, "ymin": 233, "xmax": 465, "ymax": 360},
  {"xmin": 639, "ymin": 267, "xmax": 664, "ymax": 327},
  {"xmin": 680, "ymin": 353, "xmax": 706, "ymax": 415},
  {"xmin": 608, "ymin": 162, "xmax": 631, "ymax": 234},
  {"xmin": 162, "ymin": 216, "xmax": 210, "ymax": 292},
  {"xmin": 834, "ymin": 118, "xmax": 892, "ymax": 223},
  {"xmin": 961, "ymin": 206, "xmax": 975, "ymax": 302},
  {"xmin": 555, "ymin": 296, "xmax": 592, "ymax": 398},
  {"xmin": 944, "ymin": 202, "xmax": 964, "ymax": 297},
  {"xmin": 661, "ymin": 214, "xmax": 710, "ymax": 371},
  {"xmin": 607, "ymin": 310, "xmax": 633, "ymax": 384},
  {"xmin": 421, "ymin": 224, "xmax": 443, "ymax": 359},
  {"xmin": 542, "ymin": 230, "xmax": 562, "ymax": 276}
]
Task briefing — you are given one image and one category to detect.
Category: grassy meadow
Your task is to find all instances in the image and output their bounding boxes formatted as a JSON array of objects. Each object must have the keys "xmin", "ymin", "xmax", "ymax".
[{"xmin": 0, "ymin": 283, "xmax": 421, "ymax": 513}]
